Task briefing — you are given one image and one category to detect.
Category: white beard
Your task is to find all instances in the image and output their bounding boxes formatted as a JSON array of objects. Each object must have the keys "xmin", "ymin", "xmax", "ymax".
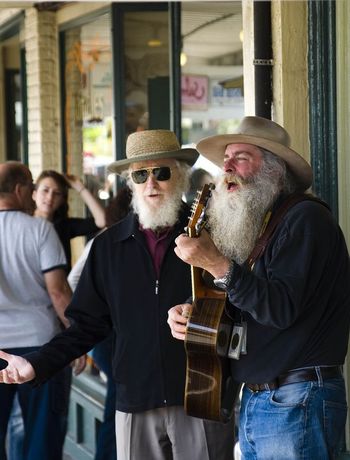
[
  {"xmin": 207, "ymin": 170, "xmax": 281, "ymax": 264},
  {"xmin": 132, "ymin": 185, "xmax": 184, "ymax": 231}
]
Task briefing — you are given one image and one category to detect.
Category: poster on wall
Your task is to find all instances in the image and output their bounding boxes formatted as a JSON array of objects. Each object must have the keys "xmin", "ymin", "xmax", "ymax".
[{"xmin": 181, "ymin": 74, "xmax": 208, "ymax": 110}]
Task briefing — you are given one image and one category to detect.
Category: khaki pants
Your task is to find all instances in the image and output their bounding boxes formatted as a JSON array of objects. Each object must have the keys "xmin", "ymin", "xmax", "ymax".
[{"xmin": 116, "ymin": 406, "xmax": 235, "ymax": 460}]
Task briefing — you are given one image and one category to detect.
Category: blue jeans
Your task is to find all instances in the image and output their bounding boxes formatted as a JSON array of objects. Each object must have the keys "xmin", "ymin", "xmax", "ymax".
[
  {"xmin": 7, "ymin": 394, "xmax": 24, "ymax": 460},
  {"xmin": 239, "ymin": 376, "xmax": 347, "ymax": 459},
  {"xmin": 0, "ymin": 347, "xmax": 71, "ymax": 460}
]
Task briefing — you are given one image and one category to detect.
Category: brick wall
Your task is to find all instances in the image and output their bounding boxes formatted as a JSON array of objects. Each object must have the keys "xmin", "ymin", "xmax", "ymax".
[
  {"xmin": 23, "ymin": 8, "xmax": 84, "ymax": 220},
  {"xmin": 24, "ymin": 8, "xmax": 61, "ymax": 179}
]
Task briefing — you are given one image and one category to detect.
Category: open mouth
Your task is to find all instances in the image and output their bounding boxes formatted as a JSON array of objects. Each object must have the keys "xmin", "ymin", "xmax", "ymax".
[
  {"xmin": 225, "ymin": 179, "xmax": 241, "ymax": 192},
  {"xmin": 227, "ymin": 181, "xmax": 237, "ymax": 191},
  {"xmin": 224, "ymin": 174, "xmax": 246, "ymax": 192}
]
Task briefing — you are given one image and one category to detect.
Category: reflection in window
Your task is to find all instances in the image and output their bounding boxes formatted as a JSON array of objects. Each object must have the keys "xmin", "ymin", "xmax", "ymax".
[
  {"xmin": 181, "ymin": 2, "xmax": 244, "ymax": 173},
  {"xmin": 5, "ymin": 70, "xmax": 23, "ymax": 161},
  {"xmin": 63, "ymin": 13, "xmax": 114, "ymax": 202},
  {"xmin": 123, "ymin": 10, "xmax": 169, "ymax": 137}
]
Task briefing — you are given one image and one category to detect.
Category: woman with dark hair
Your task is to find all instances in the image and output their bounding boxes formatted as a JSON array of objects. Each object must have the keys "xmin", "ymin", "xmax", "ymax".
[{"xmin": 33, "ymin": 170, "xmax": 106, "ymax": 270}]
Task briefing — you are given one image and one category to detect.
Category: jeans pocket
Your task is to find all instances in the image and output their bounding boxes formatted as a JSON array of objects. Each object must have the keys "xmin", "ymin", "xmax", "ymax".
[
  {"xmin": 324, "ymin": 399, "xmax": 347, "ymax": 456},
  {"xmin": 270, "ymin": 381, "xmax": 312, "ymax": 407}
]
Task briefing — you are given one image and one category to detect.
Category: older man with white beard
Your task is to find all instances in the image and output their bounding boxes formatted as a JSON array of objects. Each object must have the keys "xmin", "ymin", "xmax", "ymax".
[
  {"xmin": 168, "ymin": 116, "xmax": 350, "ymax": 460},
  {"xmin": 0, "ymin": 130, "xmax": 236, "ymax": 460}
]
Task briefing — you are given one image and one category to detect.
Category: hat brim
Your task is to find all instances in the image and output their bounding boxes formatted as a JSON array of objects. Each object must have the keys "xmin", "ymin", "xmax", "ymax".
[
  {"xmin": 197, "ymin": 134, "xmax": 313, "ymax": 191},
  {"xmin": 108, "ymin": 148, "xmax": 199, "ymax": 174}
]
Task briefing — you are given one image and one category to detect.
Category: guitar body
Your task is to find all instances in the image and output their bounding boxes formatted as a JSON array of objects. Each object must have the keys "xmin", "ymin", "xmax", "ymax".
[
  {"xmin": 184, "ymin": 266, "xmax": 238, "ymax": 422},
  {"xmin": 183, "ymin": 184, "xmax": 239, "ymax": 422},
  {"xmin": 185, "ymin": 301, "xmax": 235, "ymax": 421}
]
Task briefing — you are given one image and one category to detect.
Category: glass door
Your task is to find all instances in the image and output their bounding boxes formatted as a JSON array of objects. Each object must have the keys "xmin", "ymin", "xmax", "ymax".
[
  {"xmin": 62, "ymin": 11, "xmax": 113, "ymax": 202},
  {"xmin": 2, "ymin": 33, "xmax": 26, "ymax": 162},
  {"xmin": 181, "ymin": 1, "xmax": 244, "ymax": 174}
]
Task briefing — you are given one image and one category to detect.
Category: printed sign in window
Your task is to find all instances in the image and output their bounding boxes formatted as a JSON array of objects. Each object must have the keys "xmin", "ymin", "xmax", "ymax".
[{"xmin": 181, "ymin": 75, "xmax": 208, "ymax": 110}]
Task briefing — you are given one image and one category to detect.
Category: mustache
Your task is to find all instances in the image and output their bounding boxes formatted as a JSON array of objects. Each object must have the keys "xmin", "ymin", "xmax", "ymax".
[
  {"xmin": 143, "ymin": 189, "xmax": 164, "ymax": 196},
  {"xmin": 223, "ymin": 173, "xmax": 250, "ymax": 188}
]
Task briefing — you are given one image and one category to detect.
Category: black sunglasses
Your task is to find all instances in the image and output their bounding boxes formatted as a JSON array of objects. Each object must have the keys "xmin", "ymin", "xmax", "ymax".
[{"xmin": 131, "ymin": 166, "xmax": 172, "ymax": 184}]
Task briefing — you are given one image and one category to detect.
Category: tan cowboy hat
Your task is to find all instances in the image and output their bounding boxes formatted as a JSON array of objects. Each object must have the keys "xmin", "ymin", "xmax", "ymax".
[
  {"xmin": 196, "ymin": 116, "xmax": 313, "ymax": 190},
  {"xmin": 108, "ymin": 129, "xmax": 198, "ymax": 174}
]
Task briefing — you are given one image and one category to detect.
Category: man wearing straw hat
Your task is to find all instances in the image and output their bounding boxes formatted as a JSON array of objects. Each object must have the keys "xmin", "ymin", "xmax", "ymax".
[
  {"xmin": 168, "ymin": 116, "xmax": 350, "ymax": 459},
  {"xmin": 0, "ymin": 130, "xmax": 235, "ymax": 460}
]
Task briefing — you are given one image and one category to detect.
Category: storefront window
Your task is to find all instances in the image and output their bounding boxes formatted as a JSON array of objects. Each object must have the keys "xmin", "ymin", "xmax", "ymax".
[
  {"xmin": 181, "ymin": 2, "xmax": 244, "ymax": 172},
  {"xmin": 63, "ymin": 12, "xmax": 113, "ymax": 201},
  {"xmin": 2, "ymin": 34, "xmax": 23, "ymax": 162},
  {"xmin": 5, "ymin": 69, "xmax": 22, "ymax": 161},
  {"xmin": 123, "ymin": 10, "xmax": 169, "ymax": 137}
]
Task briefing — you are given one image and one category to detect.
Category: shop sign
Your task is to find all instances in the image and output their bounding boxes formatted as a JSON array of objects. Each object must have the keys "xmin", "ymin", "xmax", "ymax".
[{"xmin": 181, "ymin": 74, "xmax": 208, "ymax": 110}]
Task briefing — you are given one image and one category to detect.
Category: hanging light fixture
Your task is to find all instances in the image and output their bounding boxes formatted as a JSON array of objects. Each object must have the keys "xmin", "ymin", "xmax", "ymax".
[
  {"xmin": 148, "ymin": 37, "xmax": 162, "ymax": 47},
  {"xmin": 147, "ymin": 25, "xmax": 162, "ymax": 47}
]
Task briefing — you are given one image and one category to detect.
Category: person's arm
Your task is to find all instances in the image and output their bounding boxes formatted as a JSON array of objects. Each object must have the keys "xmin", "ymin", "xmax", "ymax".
[
  {"xmin": 44, "ymin": 268, "xmax": 72, "ymax": 328},
  {"xmin": 45, "ymin": 268, "xmax": 87, "ymax": 374},
  {"xmin": 65, "ymin": 174, "xmax": 106, "ymax": 228}
]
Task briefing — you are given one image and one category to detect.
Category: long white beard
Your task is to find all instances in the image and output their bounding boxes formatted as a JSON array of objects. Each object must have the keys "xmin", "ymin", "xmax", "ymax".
[
  {"xmin": 132, "ymin": 186, "xmax": 184, "ymax": 231},
  {"xmin": 207, "ymin": 170, "xmax": 281, "ymax": 264}
]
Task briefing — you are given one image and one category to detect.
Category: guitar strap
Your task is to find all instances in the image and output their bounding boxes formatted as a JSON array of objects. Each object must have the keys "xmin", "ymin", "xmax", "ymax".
[{"xmin": 246, "ymin": 192, "xmax": 330, "ymax": 270}]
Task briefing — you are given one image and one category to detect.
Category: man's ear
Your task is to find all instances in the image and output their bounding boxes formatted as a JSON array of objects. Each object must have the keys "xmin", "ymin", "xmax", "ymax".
[
  {"xmin": 14, "ymin": 183, "xmax": 22, "ymax": 197},
  {"xmin": 7, "ymin": 183, "xmax": 23, "ymax": 208}
]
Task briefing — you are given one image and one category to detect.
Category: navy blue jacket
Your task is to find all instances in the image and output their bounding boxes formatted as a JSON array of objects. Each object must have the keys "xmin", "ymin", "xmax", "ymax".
[{"xmin": 27, "ymin": 206, "xmax": 192, "ymax": 413}]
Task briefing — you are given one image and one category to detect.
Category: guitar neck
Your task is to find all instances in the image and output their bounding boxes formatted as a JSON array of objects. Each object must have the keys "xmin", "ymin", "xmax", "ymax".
[{"xmin": 191, "ymin": 265, "xmax": 225, "ymax": 300}]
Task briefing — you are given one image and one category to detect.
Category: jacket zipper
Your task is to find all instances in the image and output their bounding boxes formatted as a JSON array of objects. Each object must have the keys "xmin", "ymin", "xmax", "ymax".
[
  {"xmin": 133, "ymin": 233, "xmax": 168, "ymax": 405},
  {"xmin": 154, "ymin": 279, "xmax": 166, "ymax": 403}
]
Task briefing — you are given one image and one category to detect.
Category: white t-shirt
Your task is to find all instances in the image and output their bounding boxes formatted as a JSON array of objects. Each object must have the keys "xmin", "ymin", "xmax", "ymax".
[
  {"xmin": 0, "ymin": 210, "xmax": 67, "ymax": 348},
  {"xmin": 68, "ymin": 238, "xmax": 93, "ymax": 292}
]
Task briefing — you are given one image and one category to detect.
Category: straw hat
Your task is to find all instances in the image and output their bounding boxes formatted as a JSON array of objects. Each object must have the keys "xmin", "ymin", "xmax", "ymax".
[
  {"xmin": 196, "ymin": 116, "xmax": 313, "ymax": 190},
  {"xmin": 108, "ymin": 130, "xmax": 198, "ymax": 174}
]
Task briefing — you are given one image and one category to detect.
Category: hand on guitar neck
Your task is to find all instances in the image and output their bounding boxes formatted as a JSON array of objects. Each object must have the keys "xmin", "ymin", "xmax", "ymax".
[{"xmin": 174, "ymin": 229, "xmax": 230, "ymax": 279}]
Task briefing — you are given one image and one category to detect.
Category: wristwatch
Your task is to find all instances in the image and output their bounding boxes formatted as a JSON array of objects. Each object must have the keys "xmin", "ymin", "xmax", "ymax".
[{"xmin": 213, "ymin": 262, "xmax": 233, "ymax": 290}]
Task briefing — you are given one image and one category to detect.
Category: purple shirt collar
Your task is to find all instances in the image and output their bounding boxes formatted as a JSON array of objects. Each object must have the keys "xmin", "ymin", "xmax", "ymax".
[{"xmin": 141, "ymin": 226, "xmax": 173, "ymax": 278}]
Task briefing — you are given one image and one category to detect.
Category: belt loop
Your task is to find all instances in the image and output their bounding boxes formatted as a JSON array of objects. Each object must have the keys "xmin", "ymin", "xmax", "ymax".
[{"xmin": 315, "ymin": 366, "xmax": 323, "ymax": 386}]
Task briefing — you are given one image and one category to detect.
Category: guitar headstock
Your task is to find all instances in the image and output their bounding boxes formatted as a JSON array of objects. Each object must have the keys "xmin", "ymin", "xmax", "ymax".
[{"xmin": 186, "ymin": 182, "xmax": 215, "ymax": 238}]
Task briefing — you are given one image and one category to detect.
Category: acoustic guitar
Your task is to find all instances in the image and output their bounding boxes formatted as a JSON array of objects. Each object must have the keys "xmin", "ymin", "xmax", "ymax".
[{"xmin": 184, "ymin": 183, "xmax": 239, "ymax": 422}]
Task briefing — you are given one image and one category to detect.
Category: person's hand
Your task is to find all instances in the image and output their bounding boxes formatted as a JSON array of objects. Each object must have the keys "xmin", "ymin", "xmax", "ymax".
[
  {"xmin": 71, "ymin": 354, "xmax": 87, "ymax": 376},
  {"xmin": 0, "ymin": 350, "xmax": 36, "ymax": 383},
  {"xmin": 167, "ymin": 303, "xmax": 192, "ymax": 341},
  {"xmin": 174, "ymin": 229, "xmax": 230, "ymax": 278},
  {"xmin": 64, "ymin": 174, "xmax": 85, "ymax": 193}
]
